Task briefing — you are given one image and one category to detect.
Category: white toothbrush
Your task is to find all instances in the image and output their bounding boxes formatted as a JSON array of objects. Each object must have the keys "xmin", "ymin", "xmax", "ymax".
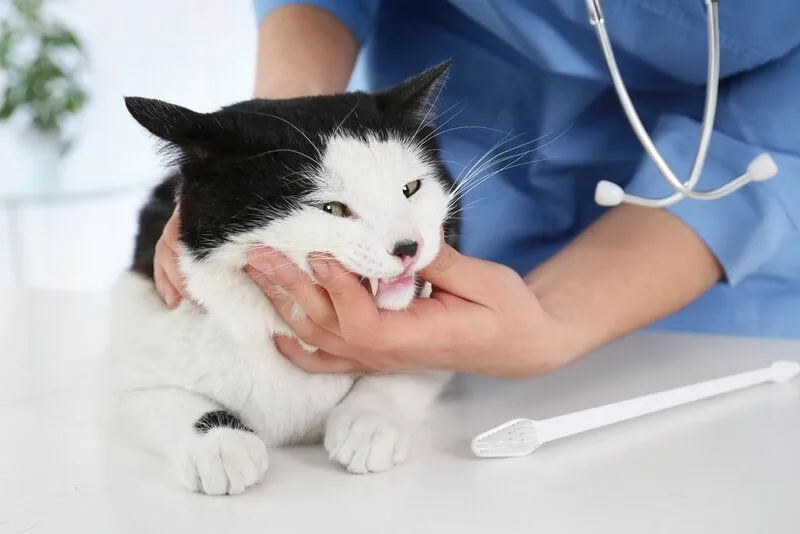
[{"xmin": 471, "ymin": 360, "xmax": 800, "ymax": 458}]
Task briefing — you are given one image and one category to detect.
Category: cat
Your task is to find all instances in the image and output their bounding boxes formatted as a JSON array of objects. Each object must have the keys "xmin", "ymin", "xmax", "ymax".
[{"xmin": 101, "ymin": 61, "xmax": 461, "ymax": 496}]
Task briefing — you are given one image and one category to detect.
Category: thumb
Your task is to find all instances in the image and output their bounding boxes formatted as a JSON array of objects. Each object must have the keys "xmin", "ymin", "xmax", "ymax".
[{"xmin": 418, "ymin": 241, "xmax": 496, "ymax": 303}]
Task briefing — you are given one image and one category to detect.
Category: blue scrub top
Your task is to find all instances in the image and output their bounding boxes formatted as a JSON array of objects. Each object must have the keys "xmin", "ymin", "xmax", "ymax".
[{"xmin": 253, "ymin": 0, "xmax": 800, "ymax": 340}]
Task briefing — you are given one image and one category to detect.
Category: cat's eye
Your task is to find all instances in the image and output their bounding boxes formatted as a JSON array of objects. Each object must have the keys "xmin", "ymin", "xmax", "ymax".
[
  {"xmin": 319, "ymin": 201, "xmax": 350, "ymax": 217},
  {"xmin": 403, "ymin": 179, "xmax": 421, "ymax": 198}
]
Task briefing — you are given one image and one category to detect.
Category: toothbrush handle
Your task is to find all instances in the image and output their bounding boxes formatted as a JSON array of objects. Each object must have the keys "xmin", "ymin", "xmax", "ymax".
[{"xmin": 536, "ymin": 367, "xmax": 774, "ymax": 443}]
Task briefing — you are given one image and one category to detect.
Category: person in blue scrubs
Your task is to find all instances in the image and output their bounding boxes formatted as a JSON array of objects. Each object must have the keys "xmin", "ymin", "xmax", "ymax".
[{"xmin": 155, "ymin": 1, "xmax": 800, "ymax": 377}]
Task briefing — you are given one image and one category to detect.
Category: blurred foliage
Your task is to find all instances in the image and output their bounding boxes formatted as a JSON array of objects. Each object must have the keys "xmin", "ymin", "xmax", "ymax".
[{"xmin": 0, "ymin": 0, "xmax": 89, "ymax": 152}]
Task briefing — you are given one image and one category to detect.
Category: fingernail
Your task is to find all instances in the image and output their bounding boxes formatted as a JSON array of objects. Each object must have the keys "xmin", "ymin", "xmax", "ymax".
[
  {"xmin": 165, "ymin": 293, "xmax": 177, "ymax": 309},
  {"xmin": 309, "ymin": 254, "xmax": 331, "ymax": 279},
  {"xmin": 247, "ymin": 247, "xmax": 279, "ymax": 276}
]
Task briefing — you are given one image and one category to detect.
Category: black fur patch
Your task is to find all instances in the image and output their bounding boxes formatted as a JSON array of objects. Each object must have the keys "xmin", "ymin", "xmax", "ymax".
[
  {"xmin": 126, "ymin": 60, "xmax": 460, "ymax": 274},
  {"xmin": 193, "ymin": 410, "xmax": 254, "ymax": 434},
  {"xmin": 131, "ymin": 170, "xmax": 180, "ymax": 279}
]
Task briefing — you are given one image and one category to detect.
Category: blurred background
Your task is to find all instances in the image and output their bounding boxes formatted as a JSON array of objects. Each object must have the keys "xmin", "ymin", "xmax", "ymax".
[{"xmin": 0, "ymin": 0, "xmax": 259, "ymax": 291}]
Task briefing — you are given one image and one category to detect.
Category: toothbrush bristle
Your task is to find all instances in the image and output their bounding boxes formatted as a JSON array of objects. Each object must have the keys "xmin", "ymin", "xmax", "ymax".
[{"xmin": 471, "ymin": 418, "xmax": 540, "ymax": 458}]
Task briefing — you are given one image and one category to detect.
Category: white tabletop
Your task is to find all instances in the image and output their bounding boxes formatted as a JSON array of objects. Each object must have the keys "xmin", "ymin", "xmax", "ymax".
[{"xmin": 1, "ymin": 287, "xmax": 798, "ymax": 533}]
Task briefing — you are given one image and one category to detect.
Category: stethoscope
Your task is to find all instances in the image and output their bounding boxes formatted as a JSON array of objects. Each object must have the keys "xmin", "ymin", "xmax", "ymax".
[{"xmin": 586, "ymin": 0, "xmax": 779, "ymax": 209}]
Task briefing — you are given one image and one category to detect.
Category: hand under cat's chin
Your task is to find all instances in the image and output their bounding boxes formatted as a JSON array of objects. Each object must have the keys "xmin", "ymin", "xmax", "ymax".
[{"xmin": 252, "ymin": 241, "xmax": 576, "ymax": 378}]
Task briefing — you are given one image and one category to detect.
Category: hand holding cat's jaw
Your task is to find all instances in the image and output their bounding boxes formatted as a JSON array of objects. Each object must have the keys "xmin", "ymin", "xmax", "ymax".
[{"xmin": 246, "ymin": 242, "xmax": 579, "ymax": 379}]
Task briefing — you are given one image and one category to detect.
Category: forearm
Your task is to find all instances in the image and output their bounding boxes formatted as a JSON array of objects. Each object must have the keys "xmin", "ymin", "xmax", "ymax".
[
  {"xmin": 526, "ymin": 204, "xmax": 722, "ymax": 361},
  {"xmin": 253, "ymin": 4, "xmax": 358, "ymax": 98}
]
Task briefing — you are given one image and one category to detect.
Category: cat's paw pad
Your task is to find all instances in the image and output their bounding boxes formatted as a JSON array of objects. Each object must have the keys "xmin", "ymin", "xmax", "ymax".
[
  {"xmin": 176, "ymin": 428, "xmax": 268, "ymax": 495},
  {"xmin": 324, "ymin": 408, "xmax": 410, "ymax": 474}
]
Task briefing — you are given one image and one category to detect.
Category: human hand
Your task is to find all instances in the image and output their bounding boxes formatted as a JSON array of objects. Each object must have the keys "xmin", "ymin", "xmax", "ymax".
[
  {"xmin": 153, "ymin": 206, "xmax": 187, "ymax": 308},
  {"xmin": 244, "ymin": 242, "xmax": 576, "ymax": 378}
]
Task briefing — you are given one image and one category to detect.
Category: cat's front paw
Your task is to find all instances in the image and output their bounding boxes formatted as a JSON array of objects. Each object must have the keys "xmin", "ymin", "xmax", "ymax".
[
  {"xmin": 324, "ymin": 407, "xmax": 410, "ymax": 474},
  {"xmin": 176, "ymin": 428, "xmax": 269, "ymax": 495}
]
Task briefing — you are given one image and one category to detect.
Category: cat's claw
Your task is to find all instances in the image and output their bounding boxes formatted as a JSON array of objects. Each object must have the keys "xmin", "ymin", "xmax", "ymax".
[
  {"xmin": 324, "ymin": 407, "xmax": 410, "ymax": 474},
  {"xmin": 176, "ymin": 428, "xmax": 268, "ymax": 495}
]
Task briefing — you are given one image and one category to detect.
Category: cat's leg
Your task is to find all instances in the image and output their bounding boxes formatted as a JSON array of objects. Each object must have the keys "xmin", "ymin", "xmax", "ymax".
[
  {"xmin": 324, "ymin": 370, "xmax": 452, "ymax": 474},
  {"xmin": 111, "ymin": 387, "xmax": 268, "ymax": 495}
]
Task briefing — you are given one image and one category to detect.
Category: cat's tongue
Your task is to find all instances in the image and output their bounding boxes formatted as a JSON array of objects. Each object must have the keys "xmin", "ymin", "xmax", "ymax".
[
  {"xmin": 376, "ymin": 275, "xmax": 414, "ymax": 297},
  {"xmin": 362, "ymin": 274, "xmax": 415, "ymax": 299}
]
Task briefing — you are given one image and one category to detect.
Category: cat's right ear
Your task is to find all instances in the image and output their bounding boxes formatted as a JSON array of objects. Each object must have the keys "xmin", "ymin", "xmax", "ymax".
[
  {"xmin": 124, "ymin": 96, "xmax": 225, "ymax": 161},
  {"xmin": 125, "ymin": 97, "xmax": 202, "ymax": 143}
]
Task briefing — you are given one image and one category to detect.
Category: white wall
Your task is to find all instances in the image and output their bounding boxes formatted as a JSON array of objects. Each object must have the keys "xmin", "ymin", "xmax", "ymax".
[{"xmin": 0, "ymin": 0, "xmax": 258, "ymax": 290}]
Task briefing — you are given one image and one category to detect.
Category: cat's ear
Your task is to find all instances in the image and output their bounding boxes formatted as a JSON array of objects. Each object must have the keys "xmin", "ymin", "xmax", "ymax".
[
  {"xmin": 124, "ymin": 96, "xmax": 241, "ymax": 161},
  {"xmin": 377, "ymin": 60, "xmax": 451, "ymax": 123}
]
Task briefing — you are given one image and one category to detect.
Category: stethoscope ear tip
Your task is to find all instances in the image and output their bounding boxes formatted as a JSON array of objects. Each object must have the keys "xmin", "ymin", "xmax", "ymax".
[
  {"xmin": 595, "ymin": 180, "xmax": 625, "ymax": 207},
  {"xmin": 747, "ymin": 153, "xmax": 778, "ymax": 182}
]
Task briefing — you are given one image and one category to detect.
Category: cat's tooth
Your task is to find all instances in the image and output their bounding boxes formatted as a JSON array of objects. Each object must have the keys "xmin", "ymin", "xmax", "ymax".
[{"xmin": 369, "ymin": 278, "xmax": 379, "ymax": 296}]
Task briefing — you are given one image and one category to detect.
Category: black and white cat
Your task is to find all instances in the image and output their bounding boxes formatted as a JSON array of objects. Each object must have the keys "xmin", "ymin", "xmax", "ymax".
[{"xmin": 102, "ymin": 62, "xmax": 461, "ymax": 495}]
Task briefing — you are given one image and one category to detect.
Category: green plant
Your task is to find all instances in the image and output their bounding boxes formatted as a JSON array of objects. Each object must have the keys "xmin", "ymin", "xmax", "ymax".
[{"xmin": 0, "ymin": 0, "xmax": 89, "ymax": 152}]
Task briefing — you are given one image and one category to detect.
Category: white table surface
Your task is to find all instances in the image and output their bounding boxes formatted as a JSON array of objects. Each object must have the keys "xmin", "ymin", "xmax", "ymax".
[{"xmin": 1, "ymin": 287, "xmax": 798, "ymax": 533}]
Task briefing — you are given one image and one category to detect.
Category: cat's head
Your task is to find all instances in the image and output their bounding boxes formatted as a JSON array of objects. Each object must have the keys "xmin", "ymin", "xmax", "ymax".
[{"xmin": 125, "ymin": 61, "xmax": 457, "ymax": 311}]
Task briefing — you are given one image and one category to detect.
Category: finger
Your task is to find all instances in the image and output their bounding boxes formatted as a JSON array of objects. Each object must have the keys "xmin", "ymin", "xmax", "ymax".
[
  {"xmin": 163, "ymin": 205, "xmax": 181, "ymax": 244},
  {"xmin": 309, "ymin": 254, "xmax": 464, "ymax": 354},
  {"xmin": 155, "ymin": 207, "xmax": 188, "ymax": 301},
  {"xmin": 244, "ymin": 264, "xmax": 297, "ymax": 318},
  {"xmin": 246, "ymin": 265, "xmax": 353, "ymax": 356},
  {"xmin": 307, "ymin": 254, "xmax": 385, "ymax": 345},
  {"xmin": 418, "ymin": 241, "xmax": 508, "ymax": 303},
  {"xmin": 247, "ymin": 247, "xmax": 340, "ymax": 333},
  {"xmin": 252, "ymin": 278, "xmax": 354, "ymax": 356},
  {"xmin": 154, "ymin": 262, "xmax": 181, "ymax": 308},
  {"xmin": 158, "ymin": 239, "xmax": 187, "ymax": 296},
  {"xmin": 275, "ymin": 336, "xmax": 372, "ymax": 374}
]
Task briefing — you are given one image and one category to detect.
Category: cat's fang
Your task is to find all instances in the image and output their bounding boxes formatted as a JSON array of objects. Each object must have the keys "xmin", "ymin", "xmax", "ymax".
[{"xmin": 369, "ymin": 278, "xmax": 379, "ymax": 296}]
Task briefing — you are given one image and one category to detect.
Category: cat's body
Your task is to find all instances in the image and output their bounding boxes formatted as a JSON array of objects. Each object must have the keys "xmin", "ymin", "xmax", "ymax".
[{"xmin": 102, "ymin": 62, "xmax": 460, "ymax": 495}]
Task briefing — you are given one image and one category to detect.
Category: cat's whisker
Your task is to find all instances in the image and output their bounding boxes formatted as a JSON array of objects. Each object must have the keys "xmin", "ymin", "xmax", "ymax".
[
  {"xmin": 239, "ymin": 148, "xmax": 318, "ymax": 165},
  {"xmin": 532, "ymin": 122, "xmax": 575, "ymax": 154},
  {"xmin": 451, "ymin": 148, "xmax": 534, "ymax": 200},
  {"xmin": 424, "ymin": 124, "xmax": 512, "ymax": 147},
  {"xmin": 250, "ymin": 112, "xmax": 324, "ymax": 160},
  {"xmin": 245, "ymin": 260, "xmax": 301, "ymax": 276},
  {"xmin": 453, "ymin": 130, "xmax": 523, "ymax": 189},
  {"xmin": 453, "ymin": 134, "xmax": 547, "ymax": 194},
  {"xmin": 450, "ymin": 125, "xmax": 572, "ymax": 200},
  {"xmin": 459, "ymin": 124, "xmax": 574, "ymax": 193},
  {"xmin": 448, "ymin": 195, "xmax": 492, "ymax": 216},
  {"xmin": 416, "ymin": 101, "xmax": 467, "ymax": 145},
  {"xmin": 331, "ymin": 97, "xmax": 362, "ymax": 141},
  {"xmin": 459, "ymin": 156, "xmax": 550, "ymax": 201},
  {"xmin": 452, "ymin": 155, "xmax": 556, "ymax": 203},
  {"xmin": 417, "ymin": 110, "xmax": 471, "ymax": 148},
  {"xmin": 454, "ymin": 123, "xmax": 572, "ymax": 190},
  {"xmin": 412, "ymin": 79, "xmax": 453, "ymax": 139},
  {"xmin": 437, "ymin": 159, "xmax": 468, "ymax": 168}
]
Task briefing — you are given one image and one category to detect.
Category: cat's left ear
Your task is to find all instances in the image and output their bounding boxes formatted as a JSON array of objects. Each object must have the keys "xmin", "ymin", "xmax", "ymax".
[{"xmin": 376, "ymin": 59, "xmax": 451, "ymax": 123}]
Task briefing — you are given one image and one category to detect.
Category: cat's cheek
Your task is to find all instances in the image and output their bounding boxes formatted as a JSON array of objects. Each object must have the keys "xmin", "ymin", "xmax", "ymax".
[{"xmin": 416, "ymin": 230, "xmax": 443, "ymax": 271}]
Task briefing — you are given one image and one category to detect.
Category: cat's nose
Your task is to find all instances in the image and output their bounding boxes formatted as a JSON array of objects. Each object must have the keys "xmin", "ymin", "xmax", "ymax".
[{"xmin": 391, "ymin": 240, "xmax": 419, "ymax": 260}]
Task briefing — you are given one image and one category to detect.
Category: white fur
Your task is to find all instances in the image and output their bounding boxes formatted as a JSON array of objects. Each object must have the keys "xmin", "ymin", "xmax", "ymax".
[{"xmin": 102, "ymin": 134, "xmax": 453, "ymax": 495}]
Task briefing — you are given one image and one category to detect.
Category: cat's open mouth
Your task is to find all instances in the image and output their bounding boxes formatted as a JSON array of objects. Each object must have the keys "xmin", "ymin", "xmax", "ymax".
[{"xmin": 359, "ymin": 273, "xmax": 417, "ymax": 300}]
